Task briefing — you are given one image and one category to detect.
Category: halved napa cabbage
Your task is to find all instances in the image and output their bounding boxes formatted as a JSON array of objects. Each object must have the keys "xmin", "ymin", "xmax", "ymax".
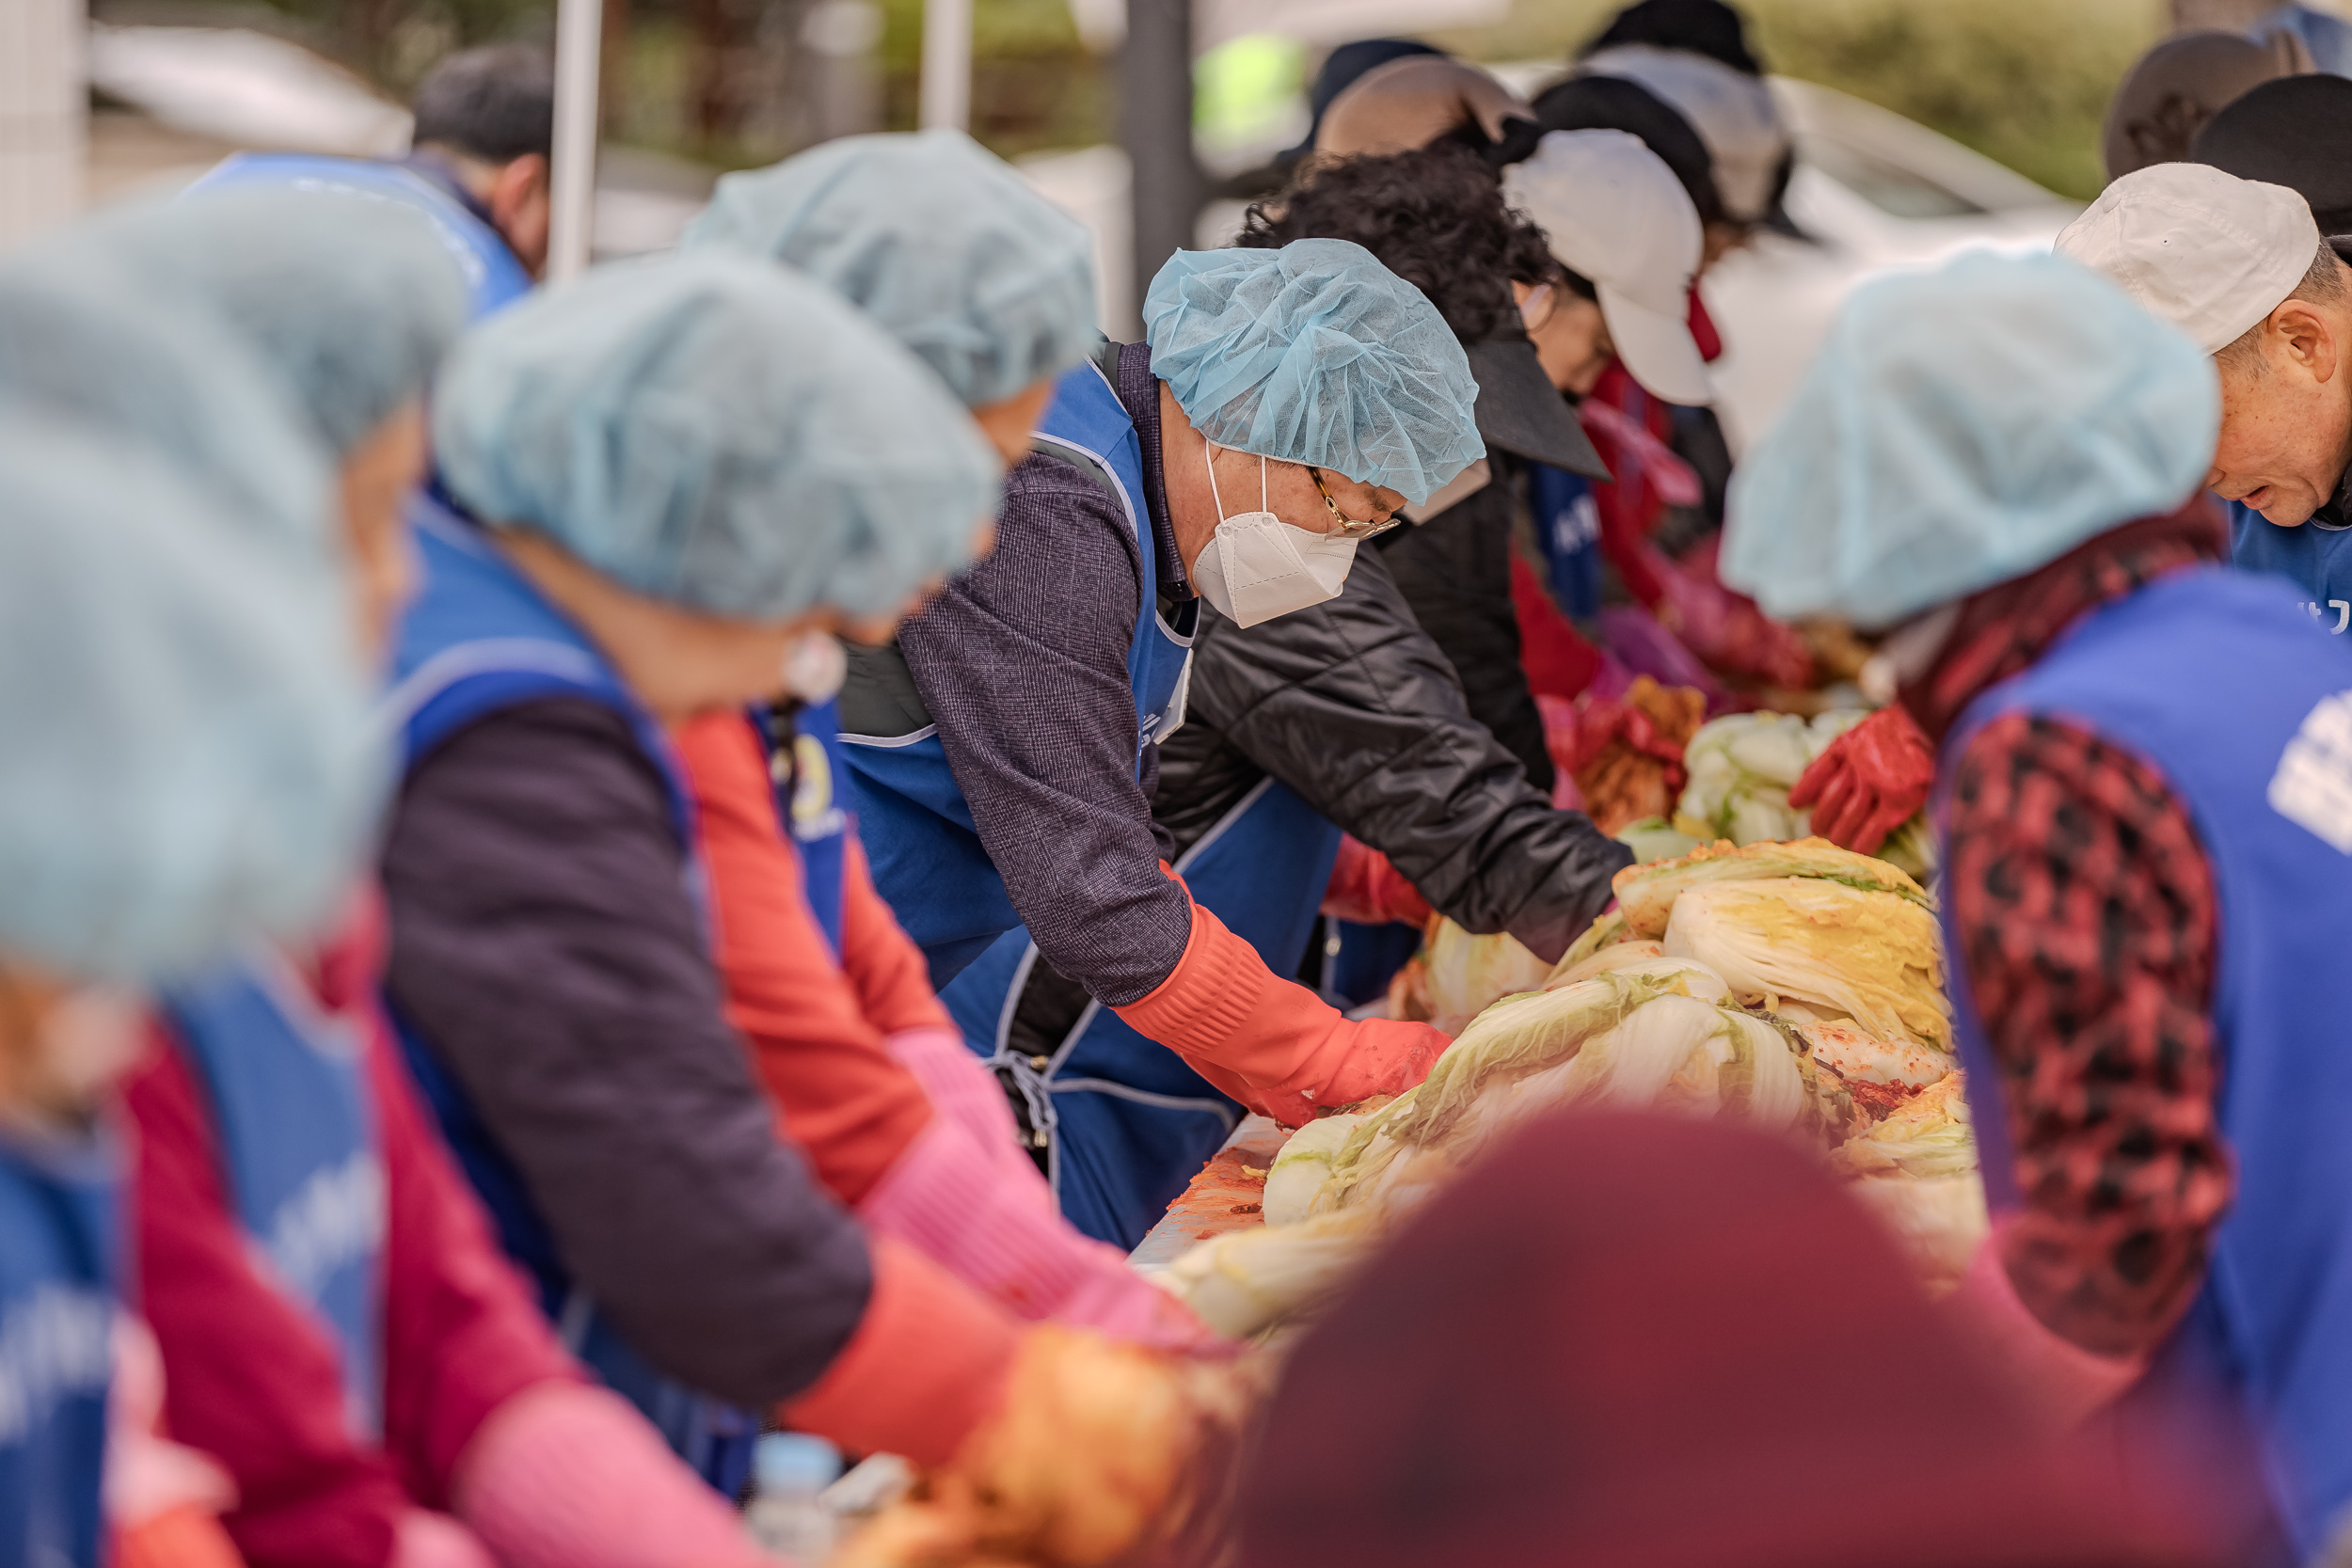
[
  {"xmin": 1832, "ymin": 1073, "xmax": 1977, "ymax": 1180},
  {"xmin": 1673, "ymin": 710, "xmax": 1937, "ymax": 880},
  {"xmin": 1795, "ymin": 1018, "xmax": 1954, "ymax": 1087},
  {"xmin": 1410, "ymin": 920, "xmax": 1553, "ymax": 1035},
  {"xmin": 1261, "ymin": 1112, "xmax": 1369, "ymax": 1227},
  {"xmin": 1661, "ymin": 878, "xmax": 1949, "ymax": 1051},
  {"xmin": 1156, "ymin": 1209, "xmax": 1383, "ymax": 1338},
  {"xmin": 1553, "ymin": 908, "xmax": 1635, "ymax": 975},
  {"xmin": 1549, "ymin": 938, "xmax": 1668, "ymax": 989},
  {"xmin": 1615, "ymin": 836, "xmax": 1931, "ymax": 940}
]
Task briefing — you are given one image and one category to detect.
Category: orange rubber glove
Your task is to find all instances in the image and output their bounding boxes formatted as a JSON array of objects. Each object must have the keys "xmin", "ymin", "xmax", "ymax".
[
  {"xmin": 781, "ymin": 1236, "xmax": 1025, "ymax": 1468},
  {"xmin": 1114, "ymin": 888, "xmax": 1448, "ymax": 1129},
  {"xmin": 1788, "ymin": 705, "xmax": 1936, "ymax": 856}
]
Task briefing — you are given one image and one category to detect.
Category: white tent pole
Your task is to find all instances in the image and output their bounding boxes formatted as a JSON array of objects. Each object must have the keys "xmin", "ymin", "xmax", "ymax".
[
  {"xmin": 918, "ymin": 0, "xmax": 972, "ymax": 131},
  {"xmin": 548, "ymin": 0, "xmax": 604, "ymax": 281}
]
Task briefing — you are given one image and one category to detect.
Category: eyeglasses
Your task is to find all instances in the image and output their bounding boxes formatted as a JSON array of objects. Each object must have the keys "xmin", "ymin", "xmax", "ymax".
[{"xmin": 1307, "ymin": 467, "xmax": 1402, "ymax": 539}]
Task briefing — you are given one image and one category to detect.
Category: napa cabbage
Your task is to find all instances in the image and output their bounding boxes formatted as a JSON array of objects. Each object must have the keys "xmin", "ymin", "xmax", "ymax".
[{"xmin": 1661, "ymin": 878, "xmax": 1949, "ymax": 1052}]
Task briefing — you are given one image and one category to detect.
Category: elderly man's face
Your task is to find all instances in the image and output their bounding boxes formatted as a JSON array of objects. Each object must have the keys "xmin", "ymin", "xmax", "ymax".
[{"xmin": 2209, "ymin": 295, "xmax": 2352, "ymax": 526}]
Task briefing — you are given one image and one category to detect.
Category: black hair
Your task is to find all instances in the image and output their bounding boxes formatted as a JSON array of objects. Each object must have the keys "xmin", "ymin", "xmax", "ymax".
[
  {"xmin": 1238, "ymin": 144, "xmax": 1561, "ymax": 343},
  {"xmin": 1530, "ymin": 73, "xmax": 1726, "ymax": 229},
  {"xmin": 1580, "ymin": 0, "xmax": 1763, "ymax": 75},
  {"xmin": 409, "ymin": 44, "xmax": 556, "ymax": 165}
]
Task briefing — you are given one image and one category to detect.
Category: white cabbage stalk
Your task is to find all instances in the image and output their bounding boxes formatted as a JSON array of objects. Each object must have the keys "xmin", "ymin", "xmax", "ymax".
[
  {"xmin": 1155, "ymin": 1209, "xmax": 1383, "ymax": 1338},
  {"xmin": 1262, "ymin": 1113, "xmax": 1367, "ymax": 1227},
  {"xmin": 1661, "ymin": 877, "xmax": 1949, "ymax": 1051}
]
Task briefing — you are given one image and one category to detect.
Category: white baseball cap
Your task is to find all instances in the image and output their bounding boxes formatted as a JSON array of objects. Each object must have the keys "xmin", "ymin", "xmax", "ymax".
[
  {"xmin": 2053, "ymin": 161, "xmax": 2320, "ymax": 354},
  {"xmin": 1503, "ymin": 128, "xmax": 1712, "ymax": 404}
]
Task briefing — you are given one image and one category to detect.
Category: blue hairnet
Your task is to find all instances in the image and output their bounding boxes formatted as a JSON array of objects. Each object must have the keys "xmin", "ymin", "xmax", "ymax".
[
  {"xmin": 0, "ymin": 221, "xmax": 332, "ymax": 550},
  {"xmin": 1143, "ymin": 239, "xmax": 1483, "ymax": 506},
  {"xmin": 0, "ymin": 416, "xmax": 388, "ymax": 984},
  {"xmin": 434, "ymin": 252, "xmax": 1000, "ymax": 621},
  {"xmin": 1722, "ymin": 251, "xmax": 2218, "ymax": 629},
  {"xmin": 122, "ymin": 186, "xmax": 469, "ymax": 455},
  {"xmin": 683, "ymin": 130, "xmax": 1098, "ymax": 408}
]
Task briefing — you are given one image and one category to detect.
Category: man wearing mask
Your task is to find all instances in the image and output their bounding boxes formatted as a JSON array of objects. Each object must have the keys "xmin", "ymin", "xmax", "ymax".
[
  {"xmin": 984, "ymin": 150, "xmax": 1630, "ymax": 1242},
  {"xmin": 1727, "ymin": 250, "xmax": 2352, "ymax": 1560},
  {"xmin": 187, "ymin": 43, "xmax": 552, "ymax": 316},
  {"xmin": 837, "ymin": 242, "xmax": 1483, "ymax": 1243}
]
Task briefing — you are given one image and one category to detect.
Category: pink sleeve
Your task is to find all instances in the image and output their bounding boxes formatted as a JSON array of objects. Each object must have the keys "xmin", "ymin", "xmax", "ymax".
[{"xmin": 364, "ymin": 1016, "xmax": 585, "ymax": 1511}]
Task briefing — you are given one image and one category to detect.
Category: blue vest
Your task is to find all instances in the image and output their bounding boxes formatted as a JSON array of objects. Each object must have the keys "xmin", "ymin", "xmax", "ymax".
[
  {"xmin": 161, "ymin": 954, "xmax": 385, "ymax": 1436},
  {"xmin": 1938, "ymin": 568, "xmax": 2352, "ymax": 1556},
  {"xmin": 186, "ymin": 153, "xmax": 531, "ymax": 322},
  {"xmin": 837, "ymin": 357, "xmax": 1342, "ymax": 1245},
  {"xmin": 382, "ymin": 497, "xmax": 754, "ymax": 1496},
  {"xmin": 759, "ymin": 699, "xmax": 849, "ymax": 955},
  {"xmin": 838, "ymin": 357, "xmax": 1196, "ymax": 989},
  {"xmin": 2229, "ymin": 499, "xmax": 2352, "ymax": 636},
  {"xmin": 0, "ymin": 1125, "xmax": 114, "ymax": 1568},
  {"xmin": 941, "ymin": 775, "xmax": 1342, "ymax": 1248}
]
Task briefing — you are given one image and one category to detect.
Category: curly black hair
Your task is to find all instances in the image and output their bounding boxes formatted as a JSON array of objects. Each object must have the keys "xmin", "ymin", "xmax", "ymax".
[{"xmin": 1236, "ymin": 144, "xmax": 1561, "ymax": 343}]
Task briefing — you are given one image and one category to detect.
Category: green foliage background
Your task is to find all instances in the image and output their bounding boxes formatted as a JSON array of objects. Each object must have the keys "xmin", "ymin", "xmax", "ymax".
[
  {"xmin": 1434, "ymin": 0, "xmax": 2165, "ymax": 198},
  {"xmin": 137, "ymin": 0, "xmax": 2178, "ymax": 195}
]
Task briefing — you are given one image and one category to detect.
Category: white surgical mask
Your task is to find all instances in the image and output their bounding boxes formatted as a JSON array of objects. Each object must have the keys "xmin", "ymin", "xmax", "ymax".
[
  {"xmin": 1188, "ymin": 443, "xmax": 1359, "ymax": 628},
  {"xmin": 779, "ymin": 629, "xmax": 847, "ymax": 705}
]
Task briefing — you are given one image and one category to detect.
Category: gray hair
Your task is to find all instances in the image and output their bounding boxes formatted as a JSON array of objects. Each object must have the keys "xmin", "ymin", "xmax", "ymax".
[{"xmin": 2216, "ymin": 239, "xmax": 2350, "ymax": 376}]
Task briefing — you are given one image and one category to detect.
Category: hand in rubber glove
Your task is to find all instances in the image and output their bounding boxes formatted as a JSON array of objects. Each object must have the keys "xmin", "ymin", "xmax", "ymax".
[
  {"xmin": 1320, "ymin": 835, "xmax": 1434, "ymax": 929},
  {"xmin": 833, "ymin": 1326, "xmax": 1253, "ymax": 1568},
  {"xmin": 1116, "ymin": 889, "xmax": 1448, "ymax": 1128},
  {"xmin": 860, "ymin": 1079, "xmax": 1223, "ymax": 1350},
  {"xmin": 1788, "ymin": 705, "xmax": 1935, "ymax": 856},
  {"xmin": 453, "ymin": 1383, "xmax": 773, "ymax": 1568}
]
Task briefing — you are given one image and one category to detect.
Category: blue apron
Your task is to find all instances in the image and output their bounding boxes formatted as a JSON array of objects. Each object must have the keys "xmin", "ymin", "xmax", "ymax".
[
  {"xmin": 840, "ymin": 357, "xmax": 1343, "ymax": 1246},
  {"xmin": 943, "ymin": 775, "xmax": 1342, "ymax": 1248},
  {"xmin": 381, "ymin": 496, "xmax": 755, "ymax": 1497},
  {"xmin": 162, "ymin": 953, "xmax": 385, "ymax": 1437},
  {"xmin": 837, "ymin": 357, "xmax": 1196, "ymax": 989},
  {"xmin": 759, "ymin": 699, "xmax": 849, "ymax": 956},
  {"xmin": 185, "ymin": 152, "xmax": 531, "ymax": 322},
  {"xmin": 1938, "ymin": 568, "xmax": 2352, "ymax": 1557},
  {"xmin": 2229, "ymin": 499, "xmax": 2352, "ymax": 636},
  {"xmin": 0, "ymin": 1124, "xmax": 114, "ymax": 1568}
]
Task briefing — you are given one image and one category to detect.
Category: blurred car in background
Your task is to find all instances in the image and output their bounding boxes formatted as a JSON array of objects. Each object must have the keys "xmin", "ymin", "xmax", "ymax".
[
  {"xmin": 1493, "ymin": 66, "xmax": 2079, "ymax": 451},
  {"xmin": 1701, "ymin": 78, "xmax": 2081, "ymax": 451}
]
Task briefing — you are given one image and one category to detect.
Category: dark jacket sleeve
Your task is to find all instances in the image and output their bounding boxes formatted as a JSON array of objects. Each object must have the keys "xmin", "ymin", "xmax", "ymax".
[
  {"xmin": 1157, "ymin": 548, "xmax": 1632, "ymax": 965},
  {"xmin": 1372, "ymin": 465, "xmax": 1555, "ymax": 793},
  {"xmin": 379, "ymin": 698, "xmax": 872, "ymax": 1409},
  {"xmin": 895, "ymin": 451, "xmax": 1195, "ymax": 1006}
]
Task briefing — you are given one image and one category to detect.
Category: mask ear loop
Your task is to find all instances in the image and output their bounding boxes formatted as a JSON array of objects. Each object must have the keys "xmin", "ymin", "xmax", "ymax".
[
  {"xmin": 1258, "ymin": 454, "xmax": 1269, "ymax": 516},
  {"xmin": 1202, "ymin": 438, "xmax": 1228, "ymax": 524}
]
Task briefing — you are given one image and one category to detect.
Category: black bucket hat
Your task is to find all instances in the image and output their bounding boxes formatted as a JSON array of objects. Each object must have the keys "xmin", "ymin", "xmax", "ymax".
[{"xmin": 1464, "ymin": 327, "xmax": 1609, "ymax": 479}]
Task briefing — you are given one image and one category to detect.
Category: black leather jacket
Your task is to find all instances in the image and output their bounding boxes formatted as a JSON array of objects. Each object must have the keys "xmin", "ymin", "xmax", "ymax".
[{"xmin": 1152, "ymin": 546, "xmax": 1630, "ymax": 966}]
